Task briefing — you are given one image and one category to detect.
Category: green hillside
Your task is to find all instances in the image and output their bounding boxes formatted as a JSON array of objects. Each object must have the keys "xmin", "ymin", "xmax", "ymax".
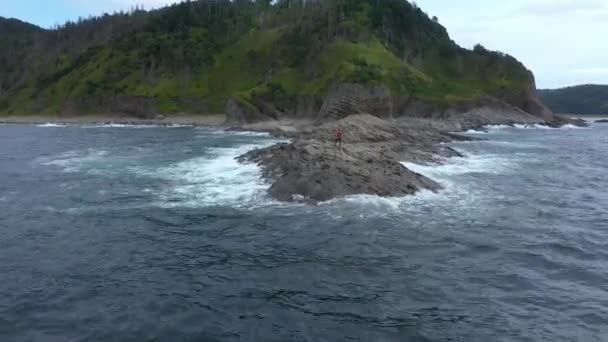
[
  {"xmin": 539, "ymin": 85, "xmax": 608, "ymax": 115},
  {"xmin": 0, "ymin": 0, "xmax": 534, "ymax": 117},
  {"xmin": 0, "ymin": 18, "xmax": 42, "ymax": 98}
]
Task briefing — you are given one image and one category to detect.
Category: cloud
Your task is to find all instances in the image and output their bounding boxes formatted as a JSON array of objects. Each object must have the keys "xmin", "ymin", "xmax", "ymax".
[
  {"xmin": 570, "ymin": 68, "xmax": 608, "ymax": 76},
  {"xmin": 416, "ymin": 0, "xmax": 607, "ymax": 88},
  {"xmin": 518, "ymin": 0, "xmax": 608, "ymax": 16}
]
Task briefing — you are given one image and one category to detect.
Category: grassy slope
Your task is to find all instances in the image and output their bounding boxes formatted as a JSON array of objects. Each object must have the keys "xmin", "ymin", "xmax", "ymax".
[{"xmin": 2, "ymin": 28, "xmax": 531, "ymax": 115}]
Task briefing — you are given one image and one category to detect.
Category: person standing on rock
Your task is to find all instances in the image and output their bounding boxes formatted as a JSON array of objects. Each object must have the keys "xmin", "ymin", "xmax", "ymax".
[{"xmin": 334, "ymin": 127, "xmax": 343, "ymax": 149}]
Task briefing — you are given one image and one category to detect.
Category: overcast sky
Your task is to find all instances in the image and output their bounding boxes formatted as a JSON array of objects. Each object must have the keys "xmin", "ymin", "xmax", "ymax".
[{"xmin": 1, "ymin": 0, "xmax": 606, "ymax": 88}]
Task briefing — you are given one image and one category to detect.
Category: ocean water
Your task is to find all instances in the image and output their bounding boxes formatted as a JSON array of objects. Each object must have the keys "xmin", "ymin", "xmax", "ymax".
[{"xmin": 1, "ymin": 122, "xmax": 607, "ymax": 341}]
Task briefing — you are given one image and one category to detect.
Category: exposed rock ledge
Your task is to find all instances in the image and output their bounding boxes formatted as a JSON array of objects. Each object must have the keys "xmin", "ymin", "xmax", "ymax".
[{"xmin": 239, "ymin": 114, "xmax": 473, "ymax": 202}]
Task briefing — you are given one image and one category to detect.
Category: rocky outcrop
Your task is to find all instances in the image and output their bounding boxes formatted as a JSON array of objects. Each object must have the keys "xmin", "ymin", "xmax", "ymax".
[
  {"xmin": 229, "ymin": 79, "xmax": 568, "ymax": 127},
  {"xmin": 239, "ymin": 114, "xmax": 473, "ymax": 202},
  {"xmin": 231, "ymin": 77, "xmax": 589, "ymax": 203},
  {"xmin": 236, "ymin": 89, "xmax": 590, "ymax": 203},
  {"xmin": 226, "ymin": 83, "xmax": 394, "ymax": 124},
  {"xmin": 242, "ymin": 140, "xmax": 441, "ymax": 202},
  {"xmin": 236, "ymin": 93, "xmax": 587, "ymax": 202},
  {"xmin": 292, "ymin": 95, "xmax": 324, "ymax": 119},
  {"xmin": 226, "ymin": 97, "xmax": 270, "ymax": 124},
  {"xmin": 445, "ymin": 103, "xmax": 545, "ymax": 130},
  {"xmin": 499, "ymin": 85, "xmax": 554, "ymax": 122},
  {"xmin": 317, "ymin": 83, "xmax": 393, "ymax": 121}
]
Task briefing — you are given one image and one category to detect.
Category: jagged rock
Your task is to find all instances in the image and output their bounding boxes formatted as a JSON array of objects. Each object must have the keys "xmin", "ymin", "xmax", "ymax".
[
  {"xmin": 239, "ymin": 114, "xmax": 461, "ymax": 202},
  {"xmin": 241, "ymin": 139, "xmax": 441, "ymax": 202},
  {"xmin": 545, "ymin": 115, "xmax": 588, "ymax": 127},
  {"xmin": 225, "ymin": 97, "xmax": 274, "ymax": 124},
  {"xmin": 232, "ymin": 81, "xmax": 585, "ymax": 202}
]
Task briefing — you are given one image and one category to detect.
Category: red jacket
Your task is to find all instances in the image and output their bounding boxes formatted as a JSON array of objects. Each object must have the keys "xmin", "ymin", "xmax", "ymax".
[{"xmin": 335, "ymin": 129, "xmax": 343, "ymax": 140}]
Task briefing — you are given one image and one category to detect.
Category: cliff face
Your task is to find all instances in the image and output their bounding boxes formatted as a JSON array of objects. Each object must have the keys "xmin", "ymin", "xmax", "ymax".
[
  {"xmin": 0, "ymin": 0, "xmax": 554, "ymax": 121},
  {"xmin": 227, "ymin": 81, "xmax": 554, "ymax": 127}
]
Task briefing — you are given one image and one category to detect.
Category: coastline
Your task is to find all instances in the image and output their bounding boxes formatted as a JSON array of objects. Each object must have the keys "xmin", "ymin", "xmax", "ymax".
[
  {"xmin": 4, "ymin": 110, "xmax": 592, "ymax": 203},
  {"xmin": 234, "ymin": 110, "xmax": 587, "ymax": 202},
  {"xmin": 0, "ymin": 114, "xmax": 227, "ymax": 126}
]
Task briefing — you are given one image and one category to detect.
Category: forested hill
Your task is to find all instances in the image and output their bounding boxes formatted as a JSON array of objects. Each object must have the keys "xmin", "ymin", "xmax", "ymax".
[
  {"xmin": 0, "ymin": 18, "xmax": 43, "ymax": 97},
  {"xmin": 539, "ymin": 85, "xmax": 608, "ymax": 115},
  {"xmin": 0, "ymin": 17, "xmax": 41, "ymax": 35},
  {"xmin": 0, "ymin": 0, "xmax": 541, "ymax": 117}
]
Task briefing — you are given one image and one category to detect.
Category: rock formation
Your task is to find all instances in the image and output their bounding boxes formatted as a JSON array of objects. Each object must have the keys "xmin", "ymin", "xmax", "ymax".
[
  {"xmin": 239, "ymin": 114, "xmax": 473, "ymax": 202},
  {"xmin": 235, "ymin": 84, "xmax": 586, "ymax": 202}
]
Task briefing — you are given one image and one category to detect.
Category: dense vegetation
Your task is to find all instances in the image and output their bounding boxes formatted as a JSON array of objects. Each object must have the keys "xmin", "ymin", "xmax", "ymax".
[
  {"xmin": 0, "ymin": 0, "xmax": 534, "ymax": 116},
  {"xmin": 539, "ymin": 85, "xmax": 608, "ymax": 115},
  {"xmin": 0, "ymin": 18, "xmax": 42, "ymax": 98}
]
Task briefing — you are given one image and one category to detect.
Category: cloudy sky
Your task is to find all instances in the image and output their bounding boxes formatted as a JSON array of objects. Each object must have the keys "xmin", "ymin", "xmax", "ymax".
[{"xmin": 1, "ymin": 0, "xmax": 606, "ymax": 88}]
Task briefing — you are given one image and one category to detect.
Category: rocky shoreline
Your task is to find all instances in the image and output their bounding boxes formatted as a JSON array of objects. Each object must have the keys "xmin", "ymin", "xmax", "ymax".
[
  {"xmin": 239, "ymin": 115, "xmax": 459, "ymax": 202},
  {"xmin": 1, "ymin": 102, "xmax": 589, "ymax": 204},
  {"xmin": 235, "ymin": 107, "xmax": 587, "ymax": 203},
  {"xmin": 0, "ymin": 114, "xmax": 226, "ymax": 127}
]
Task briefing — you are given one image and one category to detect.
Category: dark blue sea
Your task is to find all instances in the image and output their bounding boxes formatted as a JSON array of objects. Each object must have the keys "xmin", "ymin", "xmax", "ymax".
[{"xmin": 1, "ymin": 121, "xmax": 607, "ymax": 342}]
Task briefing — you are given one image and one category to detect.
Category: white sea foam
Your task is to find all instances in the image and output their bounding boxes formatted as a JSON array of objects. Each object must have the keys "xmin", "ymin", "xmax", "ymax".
[
  {"xmin": 171, "ymin": 124, "xmax": 195, "ymax": 128},
  {"xmin": 465, "ymin": 129, "xmax": 489, "ymax": 134},
  {"xmin": 83, "ymin": 122, "xmax": 195, "ymax": 128},
  {"xmin": 321, "ymin": 194, "xmax": 402, "ymax": 210},
  {"xmin": 509, "ymin": 123, "xmax": 587, "ymax": 130},
  {"xmin": 514, "ymin": 123, "xmax": 560, "ymax": 130},
  {"xmin": 200, "ymin": 129, "xmax": 272, "ymax": 137},
  {"xmin": 83, "ymin": 123, "xmax": 162, "ymax": 128},
  {"xmin": 466, "ymin": 123, "xmax": 588, "ymax": 134},
  {"xmin": 403, "ymin": 152, "xmax": 517, "ymax": 179},
  {"xmin": 38, "ymin": 149, "xmax": 110, "ymax": 173},
  {"xmin": 316, "ymin": 153, "xmax": 514, "ymax": 213},
  {"xmin": 152, "ymin": 140, "xmax": 282, "ymax": 208},
  {"xmin": 486, "ymin": 124, "xmax": 513, "ymax": 130},
  {"xmin": 462, "ymin": 124, "xmax": 515, "ymax": 134},
  {"xmin": 198, "ymin": 127, "xmax": 231, "ymax": 134},
  {"xmin": 231, "ymin": 131, "xmax": 271, "ymax": 137},
  {"xmin": 560, "ymin": 124, "xmax": 588, "ymax": 129},
  {"xmin": 37, "ymin": 123, "xmax": 67, "ymax": 127},
  {"xmin": 313, "ymin": 149, "xmax": 521, "ymax": 215}
]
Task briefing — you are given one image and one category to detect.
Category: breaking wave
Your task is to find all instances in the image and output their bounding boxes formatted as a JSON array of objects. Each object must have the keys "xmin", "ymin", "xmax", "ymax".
[
  {"xmin": 37, "ymin": 149, "xmax": 110, "ymax": 173},
  {"xmin": 316, "ymin": 149, "xmax": 519, "ymax": 217},
  {"xmin": 466, "ymin": 123, "xmax": 588, "ymax": 134},
  {"xmin": 513, "ymin": 123, "xmax": 587, "ymax": 130},
  {"xmin": 37, "ymin": 123, "xmax": 67, "ymax": 127},
  {"xmin": 82, "ymin": 123, "xmax": 180, "ymax": 128},
  {"xmin": 151, "ymin": 142, "xmax": 282, "ymax": 208},
  {"xmin": 402, "ymin": 152, "xmax": 518, "ymax": 183}
]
